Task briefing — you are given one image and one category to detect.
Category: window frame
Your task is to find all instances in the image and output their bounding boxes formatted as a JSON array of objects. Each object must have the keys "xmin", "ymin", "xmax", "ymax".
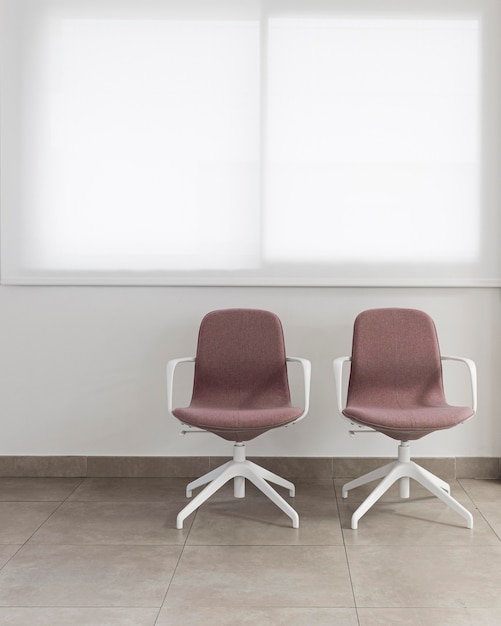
[{"xmin": 1, "ymin": 0, "xmax": 500, "ymax": 287}]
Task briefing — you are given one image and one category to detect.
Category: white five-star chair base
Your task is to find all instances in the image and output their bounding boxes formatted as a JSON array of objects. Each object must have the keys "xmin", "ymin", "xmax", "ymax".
[
  {"xmin": 343, "ymin": 441, "xmax": 474, "ymax": 530},
  {"xmin": 176, "ymin": 442, "xmax": 298, "ymax": 530}
]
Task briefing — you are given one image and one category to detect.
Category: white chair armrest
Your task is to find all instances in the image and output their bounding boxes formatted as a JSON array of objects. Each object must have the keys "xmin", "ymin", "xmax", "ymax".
[
  {"xmin": 286, "ymin": 357, "xmax": 311, "ymax": 424},
  {"xmin": 166, "ymin": 357, "xmax": 195, "ymax": 416},
  {"xmin": 333, "ymin": 356, "xmax": 351, "ymax": 415},
  {"xmin": 441, "ymin": 355, "xmax": 477, "ymax": 413}
]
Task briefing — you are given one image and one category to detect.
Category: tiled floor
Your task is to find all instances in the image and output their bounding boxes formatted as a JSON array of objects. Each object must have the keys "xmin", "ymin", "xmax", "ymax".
[{"xmin": 0, "ymin": 475, "xmax": 499, "ymax": 625}]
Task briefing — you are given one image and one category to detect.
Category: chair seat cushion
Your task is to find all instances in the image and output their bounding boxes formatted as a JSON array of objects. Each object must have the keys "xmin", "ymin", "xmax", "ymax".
[
  {"xmin": 343, "ymin": 404, "xmax": 474, "ymax": 441},
  {"xmin": 173, "ymin": 405, "xmax": 303, "ymax": 442}
]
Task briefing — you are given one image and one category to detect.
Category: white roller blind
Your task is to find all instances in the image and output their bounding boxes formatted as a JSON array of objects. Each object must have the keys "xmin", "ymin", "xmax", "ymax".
[
  {"xmin": 1, "ymin": 0, "xmax": 499, "ymax": 285},
  {"xmin": 266, "ymin": 19, "xmax": 479, "ymax": 262}
]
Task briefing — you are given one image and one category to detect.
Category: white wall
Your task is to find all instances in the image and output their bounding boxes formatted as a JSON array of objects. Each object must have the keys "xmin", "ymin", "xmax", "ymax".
[{"xmin": 0, "ymin": 285, "xmax": 499, "ymax": 458}]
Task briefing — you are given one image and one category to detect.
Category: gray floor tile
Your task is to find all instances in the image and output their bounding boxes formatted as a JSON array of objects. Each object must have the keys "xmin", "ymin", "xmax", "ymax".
[
  {"xmin": 470, "ymin": 501, "xmax": 501, "ymax": 540},
  {"xmin": 164, "ymin": 545, "xmax": 354, "ymax": 608},
  {"xmin": 0, "ymin": 477, "xmax": 82, "ymax": 501},
  {"xmin": 0, "ymin": 546, "xmax": 22, "ymax": 569},
  {"xmin": 358, "ymin": 607, "xmax": 501, "ymax": 625},
  {"xmin": 0, "ymin": 544, "xmax": 181, "ymax": 607},
  {"xmin": 338, "ymin": 499, "xmax": 497, "ymax": 545},
  {"xmin": 0, "ymin": 476, "xmax": 498, "ymax": 620},
  {"xmin": 68, "ymin": 478, "xmax": 188, "ymax": 502},
  {"xmin": 348, "ymin": 545, "xmax": 501, "ymax": 608},
  {"xmin": 30, "ymin": 501, "xmax": 191, "ymax": 545},
  {"xmin": 0, "ymin": 607, "xmax": 159, "ymax": 626},
  {"xmin": 289, "ymin": 478, "xmax": 337, "ymax": 497},
  {"xmin": 459, "ymin": 478, "xmax": 501, "ymax": 503},
  {"xmin": 0, "ymin": 502, "xmax": 60, "ymax": 543},
  {"xmin": 156, "ymin": 607, "xmax": 358, "ymax": 626}
]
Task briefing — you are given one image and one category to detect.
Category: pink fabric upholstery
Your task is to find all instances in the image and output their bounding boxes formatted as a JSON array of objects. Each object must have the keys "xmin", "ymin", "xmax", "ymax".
[
  {"xmin": 344, "ymin": 308, "xmax": 474, "ymax": 441},
  {"xmin": 173, "ymin": 309, "xmax": 303, "ymax": 442}
]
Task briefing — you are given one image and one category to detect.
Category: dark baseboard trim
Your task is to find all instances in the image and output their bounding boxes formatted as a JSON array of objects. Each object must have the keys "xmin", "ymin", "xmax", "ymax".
[{"xmin": 0, "ymin": 456, "xmax": 498, "ymax": 479}]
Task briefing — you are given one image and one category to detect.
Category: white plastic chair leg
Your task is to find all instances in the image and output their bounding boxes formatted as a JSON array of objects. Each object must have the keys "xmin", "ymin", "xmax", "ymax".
[
  {"xmin": 345, "ymin": 456, "xmax": 473, "ymax": 530},
  {"xmin": 243, "ymin": 467, "xmax": 299, "ymax": 529},
  {"xmin": 176, "ymin": 443, "xmax": 300, "ymax": 529},
  {"xmin": 342, "ymin": 461, "xmax": 396, "ymax": 498},
  {"xmin": 185, "ymin": 461, "xmax": 233, "ymax": 497},
  {"xmin": 176, "ymin": 463, "xmax": 237, "ymax": 529},
  {"xmin": 246, "ymin": 460, "xmax": 296, "ymax": 496},
  {"xmin": 350, "ymin": 462, "xmax": 408, "ymax": 529},
  {"xmin": 409, "ymin": 462, "xmax": 473, "ymax": 529},
  {"xmin": 414, "ymin": 463, "xmax": 451, "ymax": 494}
]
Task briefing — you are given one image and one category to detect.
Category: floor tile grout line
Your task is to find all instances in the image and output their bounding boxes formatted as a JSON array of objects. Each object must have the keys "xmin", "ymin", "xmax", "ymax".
[
  {"xmin": 333, "ymin": 478, "xmax": 361, "ymax": 624},
  {"xmin": 469, "ymin": 507, "xmax": 501, "ymax": 543},
  {"xmin": 64, "ymin": 477, "xmax": 87, "ymax": 501},
  {"xmin": 0, "ymin": 477, "xmax": 86, "ymax": 505},
  {"xmin": 0, "ymin": 603, "xmax": 165, "ymax": 609},
  {"xmin": 334, "ymin": 489, "xmax": 501, "ymax": 548},
  {"xmin": 453, "ymin": 479, "xmax": 501, "ymax": 544},
  {"xmin": 152, "ymin": 606, "xmax": 163, "ymax": 625},
  {"xmin": 156, "ymin": 499, "xmax": 197, "ymax": 612},
  {"xmin": 19, "ymin": 498, "xmax": 86, "ymax": 549},
  {"xmin": 0, "ymin": 479, "xmax": 85, "ymax": 576},
  {"xmin": 2, "ymin": 478, "xmax": 501, "ymax": 618},
  {"xmin": 0, "ymin": 545, "xmax": 25, "ymax": 576}
]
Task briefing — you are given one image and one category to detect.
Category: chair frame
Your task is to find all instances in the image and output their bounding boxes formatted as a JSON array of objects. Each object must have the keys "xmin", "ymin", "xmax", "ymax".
[
  {"xmin": 168, "ymin": 355, "xmax": 311, "ymax": 530},
  {"xmin": 334, "ymin": 354, "xmax": 477, "ymax": 530}
]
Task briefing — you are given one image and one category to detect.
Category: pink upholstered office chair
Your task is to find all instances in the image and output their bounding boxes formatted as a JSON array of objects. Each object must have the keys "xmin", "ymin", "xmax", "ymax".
[
  {"xmin": 167, "ymin": 308, "xmax": 311, "ymax": 529},
  {"xmin": 334, "ymin": 308, "xmax": 477, "ymax": 530}
]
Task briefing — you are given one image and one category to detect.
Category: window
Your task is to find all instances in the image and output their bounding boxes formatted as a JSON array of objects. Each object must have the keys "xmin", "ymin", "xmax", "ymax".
[{"xmin": 1, "ymin": 0, "xmax": 499, "ymax": 285}]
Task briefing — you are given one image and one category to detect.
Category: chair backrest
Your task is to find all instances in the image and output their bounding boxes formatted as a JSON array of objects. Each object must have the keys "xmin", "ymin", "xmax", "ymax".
[
  {"xmin": 347, "ymin": 308, "xmax": 446, "ymax": 409},
  {"xmin": 191, "ymin": 308, "xmax": 293, "ymax": 409}
]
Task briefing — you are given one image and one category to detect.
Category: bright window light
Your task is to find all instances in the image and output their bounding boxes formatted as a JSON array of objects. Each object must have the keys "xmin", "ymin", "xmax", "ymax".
[
  {"xmin": 31, "ymin": 18, "xmax": 260, "ymax": 272},
  {"xmin": 1, "ymin": 0, "xmax": 497, "ymax": 286},
  {"xmin": 265, "ymin": 19, "xmax": 480, "ymax": 263}
]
